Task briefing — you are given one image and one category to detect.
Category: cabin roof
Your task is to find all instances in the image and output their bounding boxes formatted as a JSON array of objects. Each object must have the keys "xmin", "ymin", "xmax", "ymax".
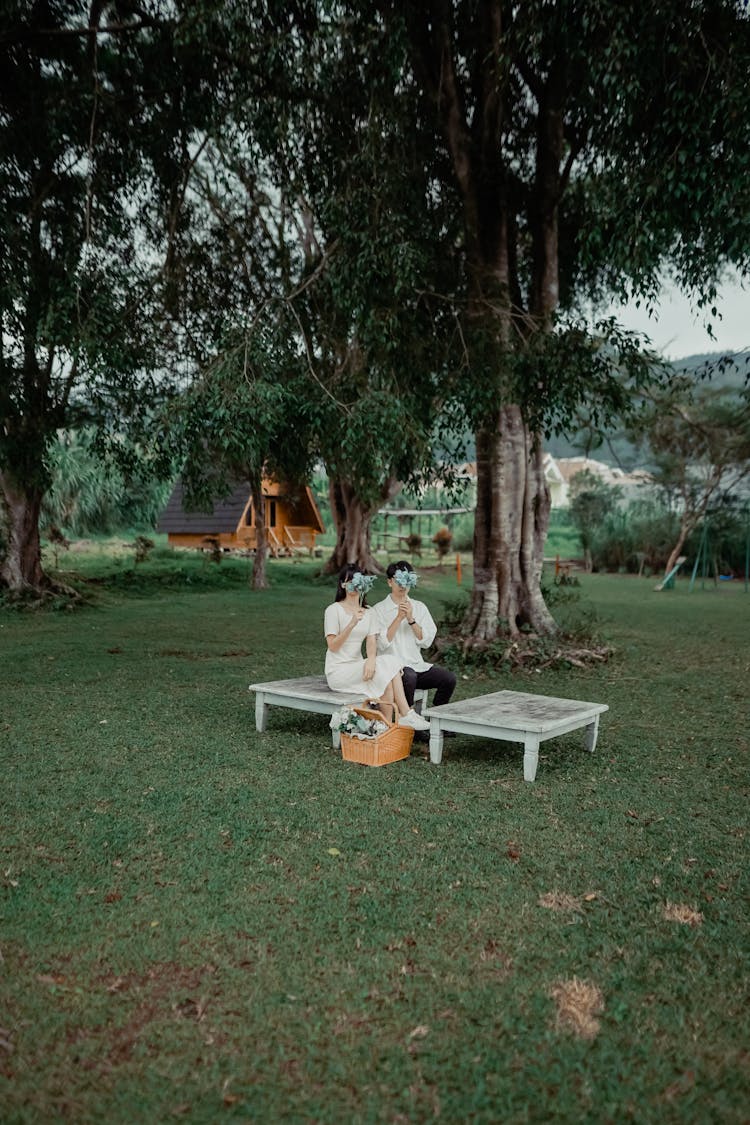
[
  {"xmin": 157, "ymin": 478, "xmax": 325, "ymax": 535},
  {"xmin": 157, "ymin": 480, "xmax": 250, "ymax": 534}
]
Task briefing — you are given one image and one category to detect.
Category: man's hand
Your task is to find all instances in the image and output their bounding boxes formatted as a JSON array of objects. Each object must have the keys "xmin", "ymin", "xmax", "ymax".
[
  {"xmin": 396, "ymin": 599, "xmax": 411, "ymax": 621},
  {"xmin": 363, "ymin": 656, "xmax": 376, "ymax": 681}
]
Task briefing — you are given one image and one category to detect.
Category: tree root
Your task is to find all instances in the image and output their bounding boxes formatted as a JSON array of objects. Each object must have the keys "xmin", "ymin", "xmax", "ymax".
[
  {"xmin": 0, "ymin": 578, "xmax": 87, "ymax": 610},
  {"xmin": 432, "ymin": 630, "xmax": 614, "ymax": 673}
]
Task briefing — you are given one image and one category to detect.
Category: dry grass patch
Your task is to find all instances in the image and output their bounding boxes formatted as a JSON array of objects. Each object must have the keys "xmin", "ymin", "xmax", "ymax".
[
  {"xmin": 538, "ymin": 891, "xmax": 582, "ymax": 912},
  {"xmin": 550, "ymin": 978, "xmax": 605, "ymax": 1040},
  {"xmin": 662, "ymin": 902, "xmax": 704, "ymax": 926}
]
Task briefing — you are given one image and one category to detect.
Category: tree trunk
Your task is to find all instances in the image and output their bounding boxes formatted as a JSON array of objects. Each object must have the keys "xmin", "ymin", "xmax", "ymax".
[
  {"xmin": 323, "ymin": 477, "xmax": 385, "ymax": 575},
  {"xmin": 0, "ymin": 471, "xmax": 48, "ymax": 594},
  {"xmin": 464, "ymin": 408, "xmax": 556, "ymax": 642},
  {"xmin": 663, "ymin": 522, "xmax": 692, "ymax": 579},
  {"xmin": 250, "ymin": 476, "xmax": 269, "ymax": 590}
]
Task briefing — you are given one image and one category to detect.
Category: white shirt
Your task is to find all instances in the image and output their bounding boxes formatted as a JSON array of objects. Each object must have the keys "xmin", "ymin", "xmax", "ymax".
[{"xmin": 372, "ymin": 595, "xmax": 436, "ymax": 673}]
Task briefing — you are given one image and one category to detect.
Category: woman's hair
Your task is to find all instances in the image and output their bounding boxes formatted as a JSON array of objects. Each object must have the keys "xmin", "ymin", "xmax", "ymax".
[{"xmin": 335, "ymin": 562, "xmax": 370, "ymax": 606}]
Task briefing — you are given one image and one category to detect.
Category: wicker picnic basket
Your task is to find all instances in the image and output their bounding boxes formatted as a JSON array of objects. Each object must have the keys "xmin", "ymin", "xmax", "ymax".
[{"xmin": 340, "ymin": 703, "xmax": 414, "ymax": 767}]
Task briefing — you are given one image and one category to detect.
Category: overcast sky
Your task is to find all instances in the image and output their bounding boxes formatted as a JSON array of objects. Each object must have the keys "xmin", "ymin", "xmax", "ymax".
[{"xmin": 603, "ymin": 271, "xmax": 749, "ymax": 361}]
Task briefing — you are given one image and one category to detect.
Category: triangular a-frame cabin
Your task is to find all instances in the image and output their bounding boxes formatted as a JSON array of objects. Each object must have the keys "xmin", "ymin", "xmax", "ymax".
[{"xmin": 157, "ymin": 477, "xmax": 325, "ymax": 556}]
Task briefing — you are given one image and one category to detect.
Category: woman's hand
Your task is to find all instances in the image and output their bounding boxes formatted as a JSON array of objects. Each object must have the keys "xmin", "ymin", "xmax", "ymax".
[{"xmin": 363, "ymin": 656, "xmax": 376, "ymax": 681}]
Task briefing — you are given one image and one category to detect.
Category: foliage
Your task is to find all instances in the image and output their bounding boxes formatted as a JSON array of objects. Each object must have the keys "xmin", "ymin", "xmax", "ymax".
[
  {"xmin": 43, "ymin": 428, "xmax": 174, "ymax": 536},
  {"xmin": 586, "ymin": 501, "xmax": 676, "ymax": 574},
  {"xmin": 173, "ymin": 318, "xmax": 315, "ymax": 511},
  {"xmin": 630, "ymin": 383, "xmax": 750, "ymax": 508},
  {"xmin": 691, "ymin": 501, "xmax": 750, "ymax": 576},
  {"xmin": 627, "ymin": 381, "xmax": 750, "ymax": 571},
  {"xmin": 4, "ymin": 0, "xmax": 750, "ymax": 608},
  {"xmin": 568, "ymin": 470, "xmax": 623, "ymax": 568},
  {"xmin": 0, "ymin": 0, "xmax": 232, "ymax": 589}
]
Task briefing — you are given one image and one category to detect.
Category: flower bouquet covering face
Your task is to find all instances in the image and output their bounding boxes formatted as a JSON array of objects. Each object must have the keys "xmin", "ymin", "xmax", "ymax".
[
  {"xmin": 345, "ymin": 571, "xmax": 376, "ymax": 604},
  {"xmin": 393, "ymin": 568, "xmax": 419, "ymax": 591}
]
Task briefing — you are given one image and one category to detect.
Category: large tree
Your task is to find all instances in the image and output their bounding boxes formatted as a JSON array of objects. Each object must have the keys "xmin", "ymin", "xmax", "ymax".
[
  {"xmin": 170, "ymin": 8, "xmax": 465, "ymax": 576},
  {"xmin": 0, "ymin": 0, "xmax": 250, "ymax": 596},
  {"xmin": 372, "ymin": 0, "xmax": 750, "ymax": 642},
  {"xmin": 1, "ymin": 4, "xmax": 176, "ymax": 592}
]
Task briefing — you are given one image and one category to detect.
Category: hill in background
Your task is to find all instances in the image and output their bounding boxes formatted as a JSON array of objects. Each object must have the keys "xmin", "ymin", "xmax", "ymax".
[{"xmin": 545, "ymin": 350, "xmax": 749, "ymax": 470}]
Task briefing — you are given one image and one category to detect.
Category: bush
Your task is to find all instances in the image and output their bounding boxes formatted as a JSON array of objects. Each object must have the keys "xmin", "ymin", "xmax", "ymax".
[
  {"xmin": 432, "ymin": 526, "xmax": 453, "ymax": 563},
  {"xmin": 586, "ymin": 499, "xmax": 682, "ymax": 574},
  {"xmin": 684, "ymin": 504, "xmax": 750, "ymax": 576}
]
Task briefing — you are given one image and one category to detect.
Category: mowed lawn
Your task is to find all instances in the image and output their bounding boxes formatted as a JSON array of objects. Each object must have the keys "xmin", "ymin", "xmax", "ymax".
[{"xmin": 1, "ymin": 555, "xmax": 748, "ymax": 1123}]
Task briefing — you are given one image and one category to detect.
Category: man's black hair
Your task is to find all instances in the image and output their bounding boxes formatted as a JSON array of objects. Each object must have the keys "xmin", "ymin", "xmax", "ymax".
[{"xmin": 386, "ymin": 559, "xmax": 415, "ymax": 579}]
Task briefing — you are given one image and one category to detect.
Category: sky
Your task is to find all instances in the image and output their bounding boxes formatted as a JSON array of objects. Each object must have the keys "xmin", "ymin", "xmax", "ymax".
[{"xmin": 603, "ymin": 271, "xmax": 749, "ymax": 361}]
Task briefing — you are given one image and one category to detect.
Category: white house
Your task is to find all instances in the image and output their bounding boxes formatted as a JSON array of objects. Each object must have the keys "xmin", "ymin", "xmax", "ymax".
[
  {"xmin": 543, "ymin": 454, "xmax": 653, "ymax": 509},
  {"xmin": 431, "ymin": 455, "xmax": 652, "ymax": 510}
]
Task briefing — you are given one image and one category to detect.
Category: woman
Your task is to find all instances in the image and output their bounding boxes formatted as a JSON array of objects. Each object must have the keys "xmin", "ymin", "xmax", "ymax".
[{"xmin": 324, "ymin": 563, "xmax": 429, "ymax": 731}]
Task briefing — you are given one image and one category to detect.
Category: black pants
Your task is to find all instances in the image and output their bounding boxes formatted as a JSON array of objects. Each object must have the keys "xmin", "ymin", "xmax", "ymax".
[{"xmin": 402, "ymin": 664, "xmax": 457, "ymax": 709}]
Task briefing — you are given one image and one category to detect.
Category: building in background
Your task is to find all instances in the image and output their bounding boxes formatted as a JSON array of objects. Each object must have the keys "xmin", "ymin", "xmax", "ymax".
[{"xmin": 158, "ymin": 478, "xmax": 325, "ymax": 555}]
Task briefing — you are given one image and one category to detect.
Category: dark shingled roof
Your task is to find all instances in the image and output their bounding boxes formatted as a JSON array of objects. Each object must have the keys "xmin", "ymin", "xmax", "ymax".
[{"xmin": 157, "ymin": 479, "xmax": 250, "ymax": 534}]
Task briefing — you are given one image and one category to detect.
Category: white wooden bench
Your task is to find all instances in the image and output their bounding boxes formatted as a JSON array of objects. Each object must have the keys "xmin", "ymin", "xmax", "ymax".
[
  {"xmin": 425, "ymin": 690, "xmax": 608, "ymax": 781},
  {"xmin": 248, "ymin": 676, "xmax": 428, "ymax": 749}
]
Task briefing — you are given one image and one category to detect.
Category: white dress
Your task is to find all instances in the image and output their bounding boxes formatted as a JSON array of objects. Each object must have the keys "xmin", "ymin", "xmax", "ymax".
[{"xmin": 324, "ymin": 602, "xmax": 402, "ymax": 696}]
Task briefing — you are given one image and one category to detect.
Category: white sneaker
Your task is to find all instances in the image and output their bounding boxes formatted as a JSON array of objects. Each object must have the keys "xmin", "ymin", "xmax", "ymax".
[{"xmin": 398, "ymin": 709, "xmax": 430, "ymax": 732}]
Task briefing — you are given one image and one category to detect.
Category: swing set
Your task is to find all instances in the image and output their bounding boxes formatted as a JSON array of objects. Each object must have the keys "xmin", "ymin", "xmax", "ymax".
[{"xmin": 657, "ymin": 509, "xmax": 750, "ymax": 593}]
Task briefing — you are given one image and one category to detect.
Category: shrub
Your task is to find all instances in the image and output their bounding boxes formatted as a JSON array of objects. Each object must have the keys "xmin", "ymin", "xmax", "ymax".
[
  {"xmin": 432, "ymin": 526, "xmax": 453, "ymax": 563},
  {"xmin": 589, "ymin": 500, "xmax": 681, "ymax": 573}
]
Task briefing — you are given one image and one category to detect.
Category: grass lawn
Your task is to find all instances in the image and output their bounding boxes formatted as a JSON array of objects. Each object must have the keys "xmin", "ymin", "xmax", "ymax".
[{"xmin": 1, "ymin": 549, "xmax": 748, "ymax": 1123}]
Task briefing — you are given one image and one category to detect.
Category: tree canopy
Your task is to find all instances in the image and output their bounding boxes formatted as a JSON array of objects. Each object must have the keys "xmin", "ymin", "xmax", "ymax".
[{"xmin": 2, "ymin": 0, "xmax": 750, "ymax": 625}]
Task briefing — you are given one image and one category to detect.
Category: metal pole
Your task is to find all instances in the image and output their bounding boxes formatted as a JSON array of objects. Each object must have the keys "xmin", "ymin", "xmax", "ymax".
[{"xmin": 688, "ymin": 523, "xmax": 706, "ymax": 593}]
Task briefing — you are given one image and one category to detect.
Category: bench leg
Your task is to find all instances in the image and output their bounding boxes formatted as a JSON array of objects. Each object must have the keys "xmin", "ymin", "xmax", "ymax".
[
  {"xmin": 413, "ymin": 688, "xmax": 428, "ymax": 715},
  {"xmin": 429, "ymin": 722, "xmax": 444, "ymax": 765},
  {"xmin": 523, "ymin": 734, "xmax": 540, "ymax": 782},
  {"xmin": 331, "ymin": 729, "xmax": 341, "ymax": 750},
  {"xmin": 583, "ymin": 716, "xmax": 600, "ymax": 754},
  {"xmin": 255, "ymin": 693, "xmax": 269, "ymax": 733}
]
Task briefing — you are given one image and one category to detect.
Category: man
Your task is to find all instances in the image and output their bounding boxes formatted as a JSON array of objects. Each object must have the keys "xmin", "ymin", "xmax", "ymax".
[{"xmin": 372, "ymin": 560, "xmax": 457, "ymax": 739}]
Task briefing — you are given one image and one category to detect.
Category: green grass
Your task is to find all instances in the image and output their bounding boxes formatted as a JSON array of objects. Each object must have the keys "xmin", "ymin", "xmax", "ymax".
[{"xmin": 1, "ymin": 555, "xmax": 748, "ymax": 1123}]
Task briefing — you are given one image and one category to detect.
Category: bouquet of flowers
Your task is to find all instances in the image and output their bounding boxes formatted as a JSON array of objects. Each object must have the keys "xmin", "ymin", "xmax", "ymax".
[
  {"xmin": 329, "ymin": 706, "xmax": 387, "ymax": 740},
  {"xmin": 346, "ymin": 571, "xmax": 377, "ymax": 604},
  {"xmin": 393, "ymin": 567, "xmax": 419, "ymax": 590}
]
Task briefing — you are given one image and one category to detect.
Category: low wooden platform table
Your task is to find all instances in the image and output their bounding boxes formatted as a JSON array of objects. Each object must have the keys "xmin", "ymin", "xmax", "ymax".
[
  {"xmin": 249, "ymin": 676, "xmax": 427, "ymax": 749},
  {"xmin": 424, "ymin": 690, "xmax": 608, "ymax": 781}
]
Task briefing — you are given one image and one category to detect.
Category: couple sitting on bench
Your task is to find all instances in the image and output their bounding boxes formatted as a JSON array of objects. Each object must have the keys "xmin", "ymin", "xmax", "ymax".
[{"xmin": 324, "ymin": 560, "xmax": 457, "ymax": 740}]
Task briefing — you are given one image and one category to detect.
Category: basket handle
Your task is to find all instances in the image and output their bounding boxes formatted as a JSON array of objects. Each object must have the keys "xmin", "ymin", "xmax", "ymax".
[{"xmin": 355, "ymin": 702, "xmax": 396, "ymax": 728}]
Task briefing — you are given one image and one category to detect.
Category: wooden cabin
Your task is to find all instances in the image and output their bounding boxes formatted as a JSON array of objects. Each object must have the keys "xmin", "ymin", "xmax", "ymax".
[{"xmin": 157, "ymin": 478, "xmax": 325, "ymax": 556}]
